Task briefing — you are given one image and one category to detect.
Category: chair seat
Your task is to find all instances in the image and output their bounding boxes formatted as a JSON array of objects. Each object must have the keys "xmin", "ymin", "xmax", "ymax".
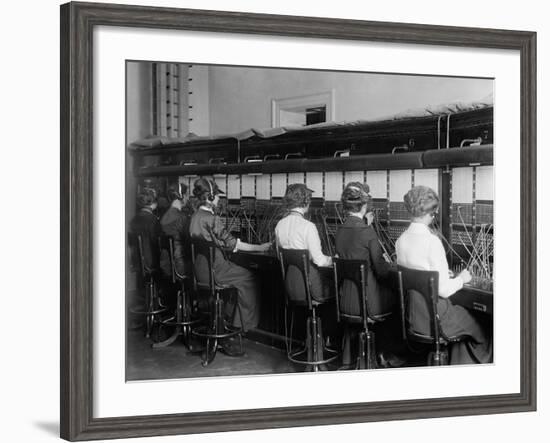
[
  {"xmin": 407, "ymin": 329, "xmax": 469, "ymax": 345},
  {"xmin": 289, "ymin": 296, "xmax": 334, "ymax": 308},
  {"xmin": 215, "ymin": 283, "xmax": 237, "ymax": 291},
  {"xmin": 142, "ymin": 266, "xmax": 161, "ymax": 276},
  {"xmin": 195, "ymin": 282, "xmax": 236, "ymax": 292},
  {"xmin": 130, "ymin": 306, "xmax": 167, "ymax": 316}
]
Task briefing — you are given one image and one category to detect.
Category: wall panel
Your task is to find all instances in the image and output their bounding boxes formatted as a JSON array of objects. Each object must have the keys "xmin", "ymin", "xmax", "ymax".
[
  {"xmin": 414, "ymin": 169, "xmax": 439, "ymax": 192},
  {"xmin": 227, "ymin": 174, "xmax": 241, "ymax": 199},
  {"xmin": 306, "ymin": 172, "xmax": 324, "ymax": 198},
  {"xmin": 271, "ymin": 173, "xmax": 287, "ymax": 197},
  {"xmin": 366, "ymin": 171, "xmax": 387, "ymax": 198},
  {"xmin": 325, "ymin": 171, "xmax": 344, "ymax": 201},
  {"xmin": 241, "ymin": 175, "xmax": 255, "ymax": 197},
  {"xmin": 476, "ymin": 166, "xmax": 494, "ymax": 201},
  {"xmin": 256, "ymin": 175, "xmax": 271, "ymax": 199},
  {"xmin": 389, "ymin": 170, "xmax": 412, "ymax": 202},
  {"xmin": 452, "ymin": 167, "xmax": 474, "ymax": 204},
  {"xmin": 344, "ymin": 170, "xmax": 365, "ymax": 185}
]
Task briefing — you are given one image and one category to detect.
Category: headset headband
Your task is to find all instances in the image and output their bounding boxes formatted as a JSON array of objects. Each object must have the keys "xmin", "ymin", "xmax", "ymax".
[
  {"xmin": 344, "ymin": 184, "xmax": 369, "ymax": 202},
  {"xmin": 347, "ymin": 185, "xmax": 367, "ymax": 195},
  {"xmin": 207, "ymin": 179, "xmax": 215, "ymax": 201},
  {"xmin": 142, "ymin": 187, "xmax": 157, "ymax": 198}
]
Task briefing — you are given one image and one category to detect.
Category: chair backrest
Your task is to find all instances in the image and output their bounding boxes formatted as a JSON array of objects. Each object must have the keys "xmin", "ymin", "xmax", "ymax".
[
  {"xmin": 397, "ymin": 265, "xmax": 440, "ymax": 344},
  {"xmin": 278, "ymin": 248, "xmax": 313, "ymax": 309},
  {"xmin": 128, "ymin": 229, "xmax": 161, "ymax": 277},
  {"xmin": 127, "ymin": 232, "xmax": 149, "ymax": 278},
  {"xmin": 158, "ymin": 234, "xmax": 176, "ymax": 283},
  {"xmin": 190, "ymin": 238, "xmax": 216, "ymax": 298},
  {"xmin": 159, "ymin": 234, "xmax": 190, "ymax": 282},
  {"xmin": 127, "ymin": 232, "xmax": 141, "ymax": 275},
  {"xmin": 332, "ymin": 257, "xmax": 368, "ymax": 329}
]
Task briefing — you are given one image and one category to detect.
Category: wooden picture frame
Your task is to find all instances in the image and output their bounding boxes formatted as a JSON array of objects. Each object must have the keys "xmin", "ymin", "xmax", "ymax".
[{"xmin": 60, "ymin": 1, "xmax": 536, "ymax": 440}]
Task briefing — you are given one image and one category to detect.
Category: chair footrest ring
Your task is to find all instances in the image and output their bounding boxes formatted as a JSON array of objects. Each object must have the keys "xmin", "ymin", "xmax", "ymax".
[
  {"xmin": 161, "ymin": 318, "xmax": 201, "ymax": 327},
  {"xmin": 288, "ymin": 347, "xmax": 339, "ymax": 366},
  {"xmin": 130, "ymin": 307, "xmax": 167, "ymax": 316},
  {"xmin": 192, "ymin": 325, "xmax": 243, "ymax": 340}
]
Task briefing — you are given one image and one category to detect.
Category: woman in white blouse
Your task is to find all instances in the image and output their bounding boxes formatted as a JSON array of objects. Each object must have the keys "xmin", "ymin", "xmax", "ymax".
[
  {"xmin": 396, "ymin": 186, "xmax": 492, "ymax": 364},
  {"xmin": 275, "ymin": 183, "xmax": 333, "ymax": 302}
]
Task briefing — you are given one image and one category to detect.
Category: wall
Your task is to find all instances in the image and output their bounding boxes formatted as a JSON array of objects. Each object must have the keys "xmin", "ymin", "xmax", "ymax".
[
  {"xmin": 126, "ymin": 61, "xmax": 153, "ymax": 142},
  {"xmin": 129, "ymin": 54, "xmax": 492, "ymax": 139},
  {"xmin": 127, "ymin": 62, "xmax": 210, "ymax": 140},
  {"xmin": 188, "ymin": 64, "xmax": 210, "ymax": 135},
  {"xmin": 209, "ymin": 65, "xmax": 492, "ymax": 134},
  {"xmin": 2, "ymin": 1, "xmax": 547, "ymax": 443}
]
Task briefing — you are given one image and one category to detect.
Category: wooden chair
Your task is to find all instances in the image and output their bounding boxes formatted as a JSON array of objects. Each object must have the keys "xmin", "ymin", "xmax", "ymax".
[
  {"xmin": 127, "ymin": 232, "xmax": 167, "ymax": 340},
  {"xmin": 333, "ymin": 258, "xmax": 393, "ymax": 369},
  {"xmin": 397, "ymin": 265, "xmax": 469, "ymax": 365},
  {"xmin": 190, "ymin": 239, "xmax": 245, "ymax": 366},
  {"xmin": 278, "ymin": 248, "xmax": 338, "ymax": 372}
]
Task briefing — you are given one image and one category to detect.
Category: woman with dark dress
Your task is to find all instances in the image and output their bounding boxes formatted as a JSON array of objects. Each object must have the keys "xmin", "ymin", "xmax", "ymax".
[
  {"xmin": 129, "ymin": 187, "xmax": 162, "ymax": 273},
  {"xmin": 334, "ymin": 182, "xmax": 400, "ymax": 367},
  {"xmin": 128, "ymin": 188, "xmax": 164, "ymax": 331},
  {"xmin": 335, "ymin": 182, "xmax": 396, "ymax": 316},
  {"xmin": 189, "ymin": 178, "xmax": 271, "ymax": 332},
  {"xmin": 395, "ymin": 185, "xmax": 492, "ymax": 364},
  {"xmin": 160, "ymin": 183, "xmax": 193, "ymax": 278}
]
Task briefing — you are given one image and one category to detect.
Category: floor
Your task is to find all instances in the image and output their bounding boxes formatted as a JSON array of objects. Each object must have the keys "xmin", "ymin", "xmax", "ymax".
[
  {"xmin": 126, "ymin": 328, "xmax": 300, "ymax": 381},
  {"xmin": 125, "ymin": 323, "xmax": 431, "ymax": 381}
]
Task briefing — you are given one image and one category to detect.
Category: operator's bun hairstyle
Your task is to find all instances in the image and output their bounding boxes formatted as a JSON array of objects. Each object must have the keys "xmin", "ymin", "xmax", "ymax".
[
  {"xmin": 283, "ymin": 183, "xmax": 314, "ymax": 209},
  {"xmin": 403, "ymin": 185, "xmax": 439, "ymax": 217}
]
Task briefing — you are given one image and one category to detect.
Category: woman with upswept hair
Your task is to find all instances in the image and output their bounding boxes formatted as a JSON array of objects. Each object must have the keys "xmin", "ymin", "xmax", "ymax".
[
  {"xmin": 335, "ymin": 182, "xmax": 396, "ymax": 317},
  {"xmin": 396, "ymin": 185, "xmax": 492, "ymax": 364},
  {"xmin": 335, "ymin": 182, "xmax": 401, "ymax": 367}
]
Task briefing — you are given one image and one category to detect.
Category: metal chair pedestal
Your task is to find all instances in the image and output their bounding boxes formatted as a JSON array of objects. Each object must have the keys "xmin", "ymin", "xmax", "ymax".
[
  {"xmin": 280, "ymin": 248, "xmax": 338, "ymax": 372},
  {"xmin": 192, "ymin": 287, "xmax": 244, "ymax": 366},
  {"xmin": 333, "ymin": 258, "xmax": 393, "ymax": 370},
  {"xmin": 128, "ymin": 233, "xmax": 167, "ymax": 340},
  {"xmin": 287, "ymin": 306, "xmax": 338, "ymax": 372},
  {"xmin": 152, "ymin": 277, "xmax": 202, "ymax": 350},
  {"xmin": 356, "ymin": 328, "xmax": 378, "ymax": 370},
  {"xmin": 190, "ymin": 239, "xmax": 245, "ymax": 367},
  {"xmin": 153, "ymin": 236, "xmax": 200, "ymax": 350}
]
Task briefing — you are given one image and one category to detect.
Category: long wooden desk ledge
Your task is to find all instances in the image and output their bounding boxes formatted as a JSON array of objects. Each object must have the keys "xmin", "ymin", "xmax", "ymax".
[
  {"xmin": 450, "ymin": 285, "xmax": 493, "ymax": 315},
  {"xmin": 230, "ymin": 250, "xmax": 494, "ymax": 315}
]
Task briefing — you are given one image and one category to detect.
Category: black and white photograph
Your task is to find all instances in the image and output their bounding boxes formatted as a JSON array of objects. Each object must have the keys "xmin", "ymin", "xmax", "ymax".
[
  {"xmin": 0, "ymin": 0, "xmax": 540, "ymax": 442},
  {"xmin": 126, "ymin": 61, "xmax": 495, "ymax": 380}
]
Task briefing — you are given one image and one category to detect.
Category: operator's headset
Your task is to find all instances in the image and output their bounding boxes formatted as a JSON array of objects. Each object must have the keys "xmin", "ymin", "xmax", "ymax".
[
  {"xmin": 343, "ymin": 184, "xmax": 370, "ymax": 204},
  {"xmin": 204, "ymin": 179, "xmax": 229, "ymax": 259},
  {"xmin": 345, "ymin": 183, "xmax": 394, "ymax": 263},
  {"xmin": 207, "ymin": 179, "xmax": 216, "ymax": 202}
]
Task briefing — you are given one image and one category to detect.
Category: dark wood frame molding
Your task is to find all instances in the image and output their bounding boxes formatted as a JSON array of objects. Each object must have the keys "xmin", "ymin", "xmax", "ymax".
[{"xmin": 60, "ymin": 2, "xmax": 536, "ymax": 440}]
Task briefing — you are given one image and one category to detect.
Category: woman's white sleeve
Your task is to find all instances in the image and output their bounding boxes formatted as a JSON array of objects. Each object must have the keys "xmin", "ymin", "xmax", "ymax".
[
  {"xmin": 429, "ymin": 236, "xmax": 463, "ymax": 298},
  {"xmin": 305, "ymin": 223, "xmax": 332, "ymax": 267}
]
